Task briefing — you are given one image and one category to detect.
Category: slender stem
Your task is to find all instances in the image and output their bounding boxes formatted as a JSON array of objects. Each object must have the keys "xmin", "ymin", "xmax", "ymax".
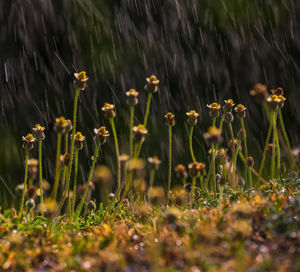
[
  {"xmin": 262, "ymin": 101, "xmax": 270, "ymax": 120},
  {"xmin": 65, "ymin": 87, "xmax": 81, "ymax": 200},
  {"xmin": 228, "ymin": 123, "xmax": 235, "ymax": 187},
  {"xmin": 51, "ymin": 132, "xmax": 62, "ymax": 199},
  {"xmin": 167, "ymin": 125, "xmax": 172, "ymax": 205},
  {"xmin": 72, "ymin": 149, "xmax": 79, "ymax": 216},
  {"xmin": 109, "ymin": 118, "xmax": 121, "ymax": 190},
  {"xmin": 149, "ymin": 168, "xmax": 155, "ymax": 188},
  {"xmin": 278, "ymin": 109, "xmax": 294, "ymax": 167},
  {"xmin": 274, "ymin": 112, "xmax": 280, "ymax": 178},
  {"xmin": 129, "ymin": 106, "xmax": 134, "ymax": 158},
  {"xmin": 74, "ymin": 142, "xmax": 101, "ymax": 220},
  {"xmin": 271, "ymin": 111, "xmax": 277, "ymax": 179},
  {"xmin": 38, "ymin": 140, "xmax": 44, "ymax": 216},
  {"xmin": 218, "ymin": 113, "xmax": 226, "ymax": 133},
  {"xmin": 19, "ymin": 150, "xmax": 29, "ymax": 219},
  {"xmin": 233, "ymin": 140, "xmax": 241, "ymax": 190},
  {"xmin": 135, "ymin": 93, "xmax": 153, "ymax": 159},
  {"xmin": 212, "ymin": 117, "xmax": 216, "ymax": 127},
  {"xmin": 211, "ymin": 145, "xmax": 217, "ymax": 198},
  {"xmin": 144, "ymin": 92, "xmax": 153, "ymax": 127},
  {"xmin": 249, "ymin": 167, "xmax": 253, "ymax": 188},
  {"xmin": 240, "ymin": 118, "xmax": 248, "ymax": 186},
  {"xmin": 190, "ymin": 177, "xmax": 197, "ymax": 208},
  {"xmin": 189, "ymin": 126, "xmax": 196, "ymax": 162},
  {"xmin": 205, "ymin": 117, "xmax": 218, "ymax": 184},
  {"xmin": 257, "ymin": 110, "xmax": 274, "ymax": 184}
]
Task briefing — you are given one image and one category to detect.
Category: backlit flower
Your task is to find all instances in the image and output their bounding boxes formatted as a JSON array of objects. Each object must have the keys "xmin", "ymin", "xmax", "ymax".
[
  {"xmin": 74, "ymin": 71, "xmax": 89, "ymax": 90},
  {"xmin": 203, "ymin": 126, "xmax": 222, "ymax": 144},
  {"xmin": 74, "ymin": 132, "xmax": 85, "ymax": 150},
  {"xmin": 186, "ymin": 110, "xmax": 199, "ymax": 126},
  {"xmin": 101, "ymin": 103, "xmax": 116, "ymax": 119},
  {"xmin": 32, "ymin": 124, "xmax": 45, "ymax": 141},
  {"xmin": 164, "ymin": 112, "xmax": 175, "ymax": 127},
  {"xmin": 234, "ymin": 104, "xmax": 247, "ymax": 118},
  {"xmin": 145, "ymin": 75, "xmax": 159, "ymax": 93},
  {"xmin": 22, "ymin": 133, "xmax": 36, "ymax": 150},
  {"xmin": 132, "ymin": 124, "xmax": 148, "ymax": 142},
  {"xmin": 207, "ymin": 102, "xmax": 221, "ymax": 118},
  {"xmin": 94, "ymin": 126, "xmax": 110, "ymax": 145},
  {"xmin": 126, "ymin": 89, "xmax": 139, "ymax": 106}
]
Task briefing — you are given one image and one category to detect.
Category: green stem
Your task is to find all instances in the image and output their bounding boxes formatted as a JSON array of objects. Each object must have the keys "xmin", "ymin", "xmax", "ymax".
[
  {"xmin": 167, "ymin": 125, "xmax": 172, "ymax": 205},
  {"xmin": 218, "ymin": 113, "xmax": 226, "ymax": 133},
  {"xmin": 109, "ymin": 118, "xmax": 121, "ymax": 190},
  {"xmin": 149, "ymin": 168, "xmax": 155, "ymax": 188},
  {"xmin": 51, "ymin": 132, "xmax": 62, "ymax": 199},
  {"xmin": 19, "ymin": 150, "xmax": 29, "ymax": 219},
  {"xmin": 233, "ymin": 140, "xmax": 241, "ymax": 190},
  {"xmin": 65, "ymin": 87, "xmax": 80, "ymax": 200},
  {"xmin": 144, "ymin": 92, "xmax": 153, "ymax": 127},
  {"xmin": 38, "ymin": 140, "xmax": 44, "ymax": 216},
  {"xmin": 211, "ymin": 145, "xmax": 217, "ymax": 198},
  {"xmin": 189, "ymin": 126, "xmax": 196, "ymax": 162},
  {"xmin": 190, "ymin": 177, "xmax": 197, "ymax": 208},
  {"xmin": 271, "ymin": 111, "xmax": 277, "ymax": 179},
  {"xmin": 135, "ymin": 93, "xmax": 153, "ymax": 159},
  {"xmin": 71, "ymin": 149, "xmax": 79, "ymax": 217},
  {"xmin": 278, "ymin": 109, "xmax": 294, "ymax": 167},
  {"xmin": 129, "ymin": 106, "xmax": 134, "ymax": 158},
  {"xmin": 274, "ymin": 113, "xmax": 280, "ymax": 178},
  {"xmin": 228, "ymin": 123, "xmax": 235, "ymax": 188},
  {"xmin": 257, "ymin": 111, "xmax": 274, "ymax": 184},
  {"xmin": 74, "ymin": 142, "xmax": 101, "ymax": 220},
  {"xmin": 240, "ymin": 118, "xmax": 248, "ymax": 186}
]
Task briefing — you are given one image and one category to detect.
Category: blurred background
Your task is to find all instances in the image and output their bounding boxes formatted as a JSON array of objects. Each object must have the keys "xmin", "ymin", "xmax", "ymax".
[{"xmin": 1, "ymin": 0, "xmax": 300, "ymax": 207}]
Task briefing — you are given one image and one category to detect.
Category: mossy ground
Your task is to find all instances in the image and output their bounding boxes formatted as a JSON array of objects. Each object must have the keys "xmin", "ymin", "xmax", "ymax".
[{"xmin": 1, "ymin": 179, "xmax": 299, "ymax": 272}]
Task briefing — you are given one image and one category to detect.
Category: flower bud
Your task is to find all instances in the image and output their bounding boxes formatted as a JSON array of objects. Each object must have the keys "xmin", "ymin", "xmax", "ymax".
[
  {"xmin": 234, "ymin": 104, "xmax": 247, "ymax": 118},
  {"xmin": 174, "ymin": 164, "xmax": 188, "ymax": 180},
  {"xmin": 207, "ymin": 102, "xmax": 221, "ymax": 118},
  {"xmin": 74, "ymin": 71, "xmax": 89, "ymax": 90},
  {"xmin": 126, "ymin": 89, "xmax": 139, "ymax": 106},
  {"xmin": 148, "ymin": 156, "xmax": 162, "ymax": 170},
  {"xmin": 186, "ymin": 110, "xmax": 199, "ymax": 126},
  {"xmin": 203, "ymin": 126, "xmax": 222, "ymax": 144},
  {"xmin": 224, "ymin": 99, "xmax": 235, "ymax": 112},
  {"xmin": 94, "ymin": 126, "xmax": 110, "ymax": 145},
  {"xmin": 145, "ymin": 75, "xmax": 159, "ymax": 93},
  {"xmin": 22, "ymin": 133, "xmax": 36, "ymax": 151},
  {"xmin": 61, "ymin": 153, "xmax": 71, "ymax": 167},
  {"xmin": 132, "ymin": 124, "xmax": 148, "ymax": 142},
  {"xmin": 54, "ymin": 117, "xmax": 67, "ymax": 134},
  {"xmin": 101, "ymin": 103, "xmax": 116, "ymax": 119},
  {"xmin": 74, "ymin": 132, "xmax": 85, "ymax": 150},
  {"xmin": 247, "ymin": 156, "xmax": 254, "ymax": 167},
  {"xmin": 32, "ymin": 124, "xmax": 45, "ymax": 141},
  {"xmin": 249, "ymin": 83, "xmax": 268, "ymax": 103},
  {"xmin": 164, "ymin": 112, "xmax": 175, "ymax": 127}
]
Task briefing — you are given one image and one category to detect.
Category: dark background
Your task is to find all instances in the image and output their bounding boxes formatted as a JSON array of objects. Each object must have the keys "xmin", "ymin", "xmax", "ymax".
[{"xmin": 1, "ymin": 0, "xmax": 300, "ymax": 207}]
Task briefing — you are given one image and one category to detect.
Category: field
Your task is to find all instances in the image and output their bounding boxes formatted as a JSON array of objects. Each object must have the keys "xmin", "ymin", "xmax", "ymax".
[{"xmin": 1, "ymin": 1, "xmax": 300, "ymax": 272}]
